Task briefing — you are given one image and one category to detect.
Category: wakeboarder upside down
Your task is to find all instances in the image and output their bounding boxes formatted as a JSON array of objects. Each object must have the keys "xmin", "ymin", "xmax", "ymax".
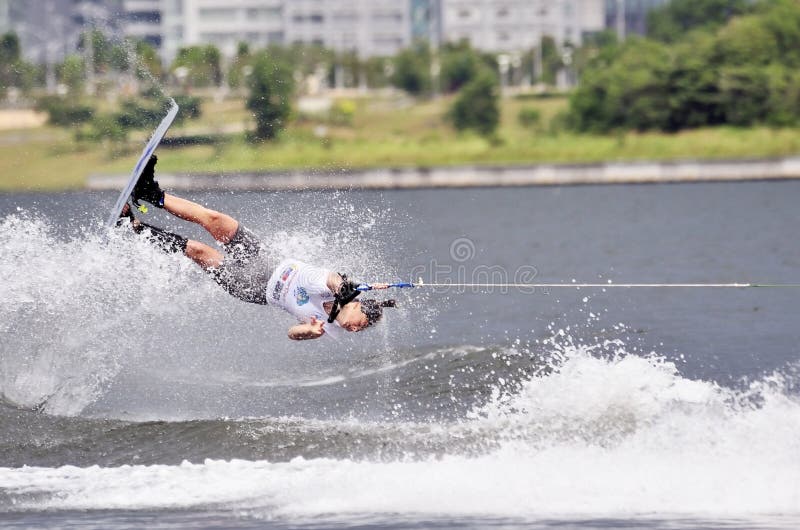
[{"xmin": 119, "ymin": 155, "xmax": 395, "ymax": 340}]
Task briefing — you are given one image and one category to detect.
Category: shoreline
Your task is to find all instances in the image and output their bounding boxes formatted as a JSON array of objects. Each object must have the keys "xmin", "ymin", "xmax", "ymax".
[{"xmin": 83, "ymin": 156, "xmax": 800, "ymax": 191}]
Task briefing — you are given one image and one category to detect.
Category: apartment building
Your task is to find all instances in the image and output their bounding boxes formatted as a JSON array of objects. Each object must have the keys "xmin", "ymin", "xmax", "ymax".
[
  {"xmin": 162, "ymin": 0, "xmax": 284, "ymax": 61},
  {"xmin": 605, "ymin": 0, "xmax": 669, "ymax": 38},
  {"xmin": 1, "ymin": 0, "xmax": 644, "ymax": 66},
  {"xmin": 285, "ymin": 0, "xmax": 409, "ymax": 57},
  {"xmin": 161, "ymin": 0, "xmax": 409, "ymax": 62},
  {"xmin": 122, "ymin": 0, "xmax": 161, "ymax": 48},
  {"xmin": 441, "ymin": 0, "xmax": 605, "ymax": 52},
  {"xmin": 0, "ymin": 0, "xmax": 117, "ymax": 63}
]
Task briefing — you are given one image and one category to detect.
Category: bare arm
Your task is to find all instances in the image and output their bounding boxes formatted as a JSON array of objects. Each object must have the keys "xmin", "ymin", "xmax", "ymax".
[
  {"xmin": 287, "ymin": 317, "xmax": 326, "ymax": 341},
  {"xmin": 326, "ymin": 272, "xmax": 343, "ymax": 293}
]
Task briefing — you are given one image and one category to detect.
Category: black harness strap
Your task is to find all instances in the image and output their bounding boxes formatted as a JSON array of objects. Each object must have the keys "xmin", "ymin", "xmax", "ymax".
[{"xmin": 327, "ymin": 274, "xmax": 361, "ymax": 323}]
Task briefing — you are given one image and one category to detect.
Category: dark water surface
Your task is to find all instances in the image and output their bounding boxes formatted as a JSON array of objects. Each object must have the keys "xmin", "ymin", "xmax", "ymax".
[{"xmin": 1, "ymin": 182, "xmax": 799, "ymax": 528}]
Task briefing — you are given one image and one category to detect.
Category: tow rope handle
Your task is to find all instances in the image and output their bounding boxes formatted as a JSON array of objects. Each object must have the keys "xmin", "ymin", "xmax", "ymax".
[{"xmin": 356, "ymin": 282, "xmax": 415, "ymax": 291}]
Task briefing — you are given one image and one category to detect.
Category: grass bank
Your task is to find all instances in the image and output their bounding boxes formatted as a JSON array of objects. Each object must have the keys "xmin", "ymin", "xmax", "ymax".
[{"xmin": 2, "ymin": 95, "xmax": 800, "ymax": 191}]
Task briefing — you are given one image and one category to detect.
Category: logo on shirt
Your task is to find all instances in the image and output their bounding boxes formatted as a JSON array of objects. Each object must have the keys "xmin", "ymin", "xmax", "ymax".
[
  {"xmin": 295, "ymin": 286, "xmax": 309, "ymax": 306},
  {"xmin": 281, "ymin": 265, "xmax": 297, "ymax": 282},
  {"xmin": 272, "ymin": 281, "xmax": 283, "ymax": 302}
]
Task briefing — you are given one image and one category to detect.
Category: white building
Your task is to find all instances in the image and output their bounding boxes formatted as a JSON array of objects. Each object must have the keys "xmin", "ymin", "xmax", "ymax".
[
  {"xmin": 122, "ymin": 0, "xmax": 162, "ymax": 49},
  {"xmin": 161, "ymin": 0, "xmax": 410, "ymax": 63},
  {"xmin": 284, "ymin": 0, "xmax": 410, "ymax": 58},
  {"xmin": 0, "ymin": 0, "xmax": 616, "ymax": 66},
  {"xmin": 162, "ymin": 0, "xmax": 284, "ymax": 62},
  {"xmin": 441, "ymin": 0, "xmax": 605, "ymax": 52},
  {"xmin": 0, "ymin": 0, "xmax": 115, "ymax": 64}
]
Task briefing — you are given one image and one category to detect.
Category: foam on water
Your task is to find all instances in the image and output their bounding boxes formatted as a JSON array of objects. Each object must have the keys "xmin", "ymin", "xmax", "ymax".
[
  {"xmin": 2, "ymin": 348, "xmax": 798, "ymax": 520},
  {"xmin": 2, "ymin": 202, "xmax": 799, "ymax": 522}
]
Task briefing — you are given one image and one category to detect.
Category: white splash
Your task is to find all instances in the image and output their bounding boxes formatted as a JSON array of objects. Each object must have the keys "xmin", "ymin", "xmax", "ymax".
[{"xmin": 2, "ymin": 350, "xmax": 799, "ymax": 521}]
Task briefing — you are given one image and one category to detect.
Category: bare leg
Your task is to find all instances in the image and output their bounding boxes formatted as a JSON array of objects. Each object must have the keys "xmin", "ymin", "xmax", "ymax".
[
  {"xmin": 162, "ymin": 193, "xmax": 239, "ymax": 244},
  {"xmin": 185, "ymin": 239, "xmax": 223, "ymax": 270}
]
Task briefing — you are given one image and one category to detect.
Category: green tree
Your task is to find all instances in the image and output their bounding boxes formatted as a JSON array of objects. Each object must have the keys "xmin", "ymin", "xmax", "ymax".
[
  {"xmin": 391, "ymin": 42, "xmax": 431, "ymax": 96},
  {"xmin": 440, "ymin": 42, "xmax": 483, "ymax": 92},
  {"xmin": 764, "ymin": 65, "xmax": 800, "ymax": 126},
  {"xmin": 666, "ymin": 32, "xmax": 724, "ymax": 129},
  {"xmin": 570, "ymin": 0, "xmax": 800, "ymax": 131},
  {"xmin": 540, "ymin": 36, "xmax": 564, "ymax": 85},
  {"xmin": 570, "ymin": 30, "xmax": 619, "ymax": 81},
  {"xmin": 227, "ymin": 42, "xmax": 252, "ymax": 89},
  {"xmin": 0, "ymin": 32, "xmax": 21, "ymax": 96},
  {"xmin": 0, "ymin": 32, "xmax": 20, "ymax": 64},
  {"xmin": 364, "ymin": 56, "xmax": 390, "ymax": 89},
  {"xmin": 285, "ymin": 42, "xmax": 334, "ymax": 78},
  {"xmin": 14, "ymin": 61, "xmax": 42, "ymax": 95},
  {"xmin": 109, "ymin": 42, "xmax": 131, "ymax": 72},
  {"xmin": 337, "ymin": 50, "xmax": 363, "ymax": 88},
  {"xmin": 714, "ymin": 15, "xmax": 779, "ymax": 66},
  {"xmin": 246, "ymin": 51, "xmax": 294, "ymax": 141},
  {"xmin": 172, "ymin": 45, "xmax": 223, "ymax": 87},
  {"xmin": 755, "ymin": 0, "xmax": 800, "ymax": 66},
  {"xmin": 718, "ymin": 65, "xmax": 771, "ymax": 126},
  {"xmin": 647, "ymin": 0, "xmax": 752, "ymax": 42},
  {"xmin": 569, "ymin": 38, "xmax": 672, "ymax": 132},
  {"xmin": 76, "ymin": 29, "xmax": 114, "ymax": 73},
  {"xmin": 449, "ymin": 69, "xmax": 500, "ymax": 136},
  {"xmin": 58, "ymin": 54, "xmax": 86, "ymax": 96},
  {"xmin": 135, "ymin": 40, "xmax": 164, "ymax": 81}
]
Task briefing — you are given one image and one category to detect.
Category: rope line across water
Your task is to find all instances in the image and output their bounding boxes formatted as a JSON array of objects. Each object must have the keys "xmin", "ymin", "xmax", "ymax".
[{"xmin": 358, "ymin": 281, "xmax": 800, "ymax": 290}]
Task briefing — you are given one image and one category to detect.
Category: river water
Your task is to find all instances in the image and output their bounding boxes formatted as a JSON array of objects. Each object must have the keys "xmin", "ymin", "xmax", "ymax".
[{"xmin": 1, "ymin": 182, "xmax": 799, "ymax": 529}]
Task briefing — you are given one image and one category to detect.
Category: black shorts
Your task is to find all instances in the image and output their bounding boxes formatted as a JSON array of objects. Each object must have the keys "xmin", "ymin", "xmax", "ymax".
[{"xmin": 208, "ymin": 224, "xmax": 273, "ymax": 305}]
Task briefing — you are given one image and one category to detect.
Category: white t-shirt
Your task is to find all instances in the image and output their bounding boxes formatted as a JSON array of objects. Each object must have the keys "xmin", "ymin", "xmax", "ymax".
[{"xmin": 266, "ymin": 259, "xmax": 346, "ymax": 339}]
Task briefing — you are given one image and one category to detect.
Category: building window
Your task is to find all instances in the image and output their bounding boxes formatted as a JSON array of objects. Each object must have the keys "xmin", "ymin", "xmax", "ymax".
[
  {"xmin": 127, "ymin": 11, "xmax": 161, "ymax": 24},
  {"xmin": 198, "ymin": 8, "xmax": 237, "ymax": 21},
  {"xmin": 246, "ymin": 7, "xmax": 282, "ymax": 20},
  {"xmin": 310, "ymin": 13, "xmax": 324, "ymax": 23},
  {"xmin": 145, "ymin": 35, "xmax": 162, "ymax": 47},
  {"xmin": 373, "ymin": 11, "xmax": 403, "ymax": 23},
  {"xmin": 374, "ymin": 36, "xmax": 403, "ymax": 49},
  {"xmin": 333, "ymin": 11, "xmax": 358, "ymax": 22},
  {"xmin": 458, "ymin": 9, "xmax": 472, "ymax": 19},
  {"xmin": 497, "ymin": 7, "xmax": 509, "ymax": 18},
  {"xmin": 199, "ymin": 32, "xmax": 234, "ymax": 45}
]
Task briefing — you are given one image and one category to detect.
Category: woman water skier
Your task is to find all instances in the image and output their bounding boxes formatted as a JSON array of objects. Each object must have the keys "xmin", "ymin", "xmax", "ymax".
[{"xmin": 119, "ymin": 155, "xmax": 395, "ymax": 340}]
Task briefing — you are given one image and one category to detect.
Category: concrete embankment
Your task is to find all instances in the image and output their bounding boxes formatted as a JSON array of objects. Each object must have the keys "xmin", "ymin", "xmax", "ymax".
[{"xmin": 87, "ymin": 157, "xmax": 800, "ymax": 191}]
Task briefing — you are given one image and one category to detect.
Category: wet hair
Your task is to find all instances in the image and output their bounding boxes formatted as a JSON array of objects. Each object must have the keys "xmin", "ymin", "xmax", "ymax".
[{"xmin": 359, "ymin": 299, "xmax": 396, "ymax": 326}]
